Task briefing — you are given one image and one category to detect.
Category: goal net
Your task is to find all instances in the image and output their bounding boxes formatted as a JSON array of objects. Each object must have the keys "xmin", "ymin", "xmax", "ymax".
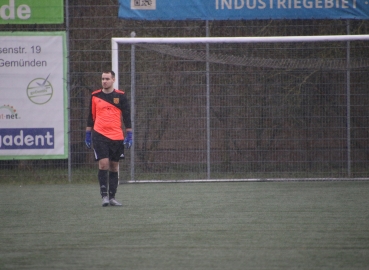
[{"xmin": 112, "ymin": 35, "xmax": 369, "ymax": 181}]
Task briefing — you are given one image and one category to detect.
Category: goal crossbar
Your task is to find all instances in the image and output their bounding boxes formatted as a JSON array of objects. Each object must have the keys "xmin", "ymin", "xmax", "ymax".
[
  {"xmin": 112, "ymin": 34, "xmax": 369, "ymax": 45},
  {"xmin": 112, "ymin": 34, "xmax": 369, "ymax": 88}
]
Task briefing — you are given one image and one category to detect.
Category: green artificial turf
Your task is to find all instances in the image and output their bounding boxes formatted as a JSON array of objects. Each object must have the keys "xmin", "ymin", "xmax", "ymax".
[{"xmin": 1, "ymin": 181, "xmax": 368, "ymax": 269}]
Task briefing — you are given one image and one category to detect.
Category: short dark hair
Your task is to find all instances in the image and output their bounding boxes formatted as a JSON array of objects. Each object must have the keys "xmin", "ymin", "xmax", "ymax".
[{"xmin": 102, "ymin": 70, "xmax": 115, "ymax": 78}]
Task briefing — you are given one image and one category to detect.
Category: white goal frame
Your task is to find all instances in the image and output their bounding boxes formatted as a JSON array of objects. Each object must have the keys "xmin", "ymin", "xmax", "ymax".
[
  {"xmin": 111, "ymin": 34, "xmax": 369, "ymax": 182},
  {"xmin": 112, "ymin": 34, "xmax": 369, "ymax": 88}
]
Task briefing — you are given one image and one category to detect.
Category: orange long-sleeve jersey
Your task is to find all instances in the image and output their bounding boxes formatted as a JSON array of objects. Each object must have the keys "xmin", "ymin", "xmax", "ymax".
[{"xmin": 86, "ymin": 89, "xmax": 131, "ymax": 140}]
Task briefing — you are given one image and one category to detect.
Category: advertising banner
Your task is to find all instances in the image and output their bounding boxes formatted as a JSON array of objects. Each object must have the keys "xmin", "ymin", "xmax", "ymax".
[
  {"xmin": 0, "ymin": 32, "xmax": 67, "ymax": 159},
  {"xmin": 0, "ymin": 0, "xmax": 63, "ymax": 24},
  {"xmin": 118, "ymin": 0, "xmax": 369, "ymax": 20}
]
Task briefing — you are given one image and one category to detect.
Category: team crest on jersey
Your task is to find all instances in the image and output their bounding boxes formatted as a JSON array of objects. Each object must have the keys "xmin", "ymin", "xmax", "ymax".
[{"xmin": 113, "ymin": 98, "xmax": 119, "ymax": 104}]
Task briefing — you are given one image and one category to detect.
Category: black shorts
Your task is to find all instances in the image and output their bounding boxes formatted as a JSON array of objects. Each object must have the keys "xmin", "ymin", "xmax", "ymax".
[{"xmin": 92, "ymin": 136, "xmax": 125, "ymax": 162}]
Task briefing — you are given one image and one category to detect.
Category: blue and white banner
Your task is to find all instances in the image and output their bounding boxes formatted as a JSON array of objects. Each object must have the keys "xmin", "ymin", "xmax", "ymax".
[
  {"xmin": 0, "ymin": 128, "xmax": 54, "ymax": 150},
  {"xmin": 0, "ymin": 32, "xmax": 68, "ymax": 160},
  {"xmin": 118, "ymin": 0, "xmax": 369, "ymax": 20}
]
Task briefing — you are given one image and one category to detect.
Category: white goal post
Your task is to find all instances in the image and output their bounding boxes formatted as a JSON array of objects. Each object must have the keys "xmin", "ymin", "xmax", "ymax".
[
  {"xmin": 112, "ymin": 34, "xmax": 369, "ymax": 88},
  {"xmin": 111, "ymin": 34, "xmax": 369, "ymax": 181}
]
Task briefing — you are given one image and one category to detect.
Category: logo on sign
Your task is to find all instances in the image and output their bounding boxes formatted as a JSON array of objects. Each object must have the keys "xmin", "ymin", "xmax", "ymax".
[
  {"xmin": 0, "ymin": 104, "xmax": 20, "ymax": 120},
  {"xmin": 131, "ymin": 0, "xmax": 156, "ymax": 10},
  {"xmin": 26, "ymin": 74, "xmax": 53, "ymax": 105}
]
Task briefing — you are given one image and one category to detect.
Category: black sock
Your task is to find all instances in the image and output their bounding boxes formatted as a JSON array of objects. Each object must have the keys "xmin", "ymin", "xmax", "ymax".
[
  {"xmin": 109, "ymin": 171, "xmax": 118, "ymax": 199},
  {"xmin": 98, "ymin": 169, "xmax": 108, "ymax": 198}
]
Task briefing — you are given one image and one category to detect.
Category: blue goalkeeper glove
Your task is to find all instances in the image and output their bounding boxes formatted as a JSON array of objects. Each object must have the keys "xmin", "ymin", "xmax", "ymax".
[
  {"xmin": 123, "ymin": 131, "xmax": 132, "ymax": 149},
  {"xmin": 85, "ymin": 131, "xmax": 91, "ymax": 149}
]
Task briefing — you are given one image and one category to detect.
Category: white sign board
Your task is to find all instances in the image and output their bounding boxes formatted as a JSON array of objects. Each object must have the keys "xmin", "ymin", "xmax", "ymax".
[{"xmin": 0, "ymin": 32, "xmax": 67, "ymax": 159}]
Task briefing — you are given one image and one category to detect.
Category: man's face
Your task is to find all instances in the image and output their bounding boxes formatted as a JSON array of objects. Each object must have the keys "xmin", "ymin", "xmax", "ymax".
[{"xmin": 101, "ymin": 73, "xmax": 115, "ymax": 89}]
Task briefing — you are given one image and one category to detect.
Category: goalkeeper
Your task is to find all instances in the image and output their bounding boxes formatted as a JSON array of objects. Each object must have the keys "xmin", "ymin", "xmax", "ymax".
[{"xmin": 85, "ymin": 70, "xmax": 132, "ymax": 207}]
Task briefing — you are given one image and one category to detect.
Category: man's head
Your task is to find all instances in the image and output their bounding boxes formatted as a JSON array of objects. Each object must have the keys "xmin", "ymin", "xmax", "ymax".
[{"xmin": 101, "ymin": 71, "xmax": 115, "ymax": 91}]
